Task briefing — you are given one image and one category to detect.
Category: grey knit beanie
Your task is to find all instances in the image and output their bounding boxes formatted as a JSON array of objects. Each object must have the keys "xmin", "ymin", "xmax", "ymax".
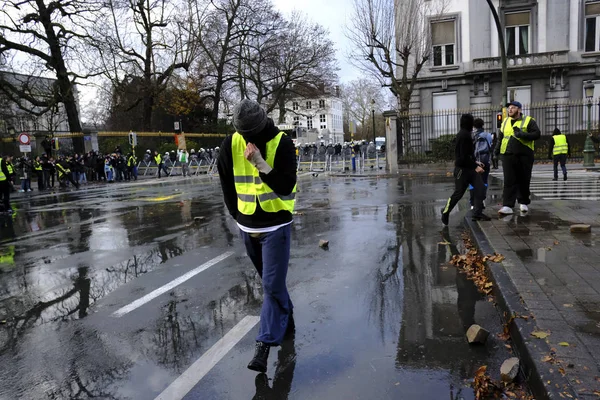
[{"xmin": 232, "ymin": 99, "xmax": 268, "ymax": 137}]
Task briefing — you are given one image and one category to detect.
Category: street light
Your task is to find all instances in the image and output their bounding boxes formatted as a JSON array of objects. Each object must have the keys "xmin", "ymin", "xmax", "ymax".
[
  {"xmin": 371, "ymin": 99, "xmax": 376, "ymax": 146},
  {"xmin": 583, "ymin": 81, "xmax": 595, "ymax": 167}
]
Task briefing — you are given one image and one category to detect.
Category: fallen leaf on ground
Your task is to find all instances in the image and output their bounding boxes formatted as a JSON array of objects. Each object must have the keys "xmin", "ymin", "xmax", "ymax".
[
  {"xmin": 438, "ymin": 241, "xmax": 451, "ymax": 245},
  {"xmin": 558, "ymin": 342, "xmax": 570, "ymax": 347},
  {"xmin": 542, "ymin": 355, "xmax": 554, "ymax": 362},
  {"xmin": 558, "ymin": 367, "xmax": 566, "ymax": 376},
  {"xmin": 554, "ymin": 240, "xmax": 560, "ymax": 245},
  {"xmin": 563, "ymin": 304, "xmax": 574, "ymax": 308},
  {"xmin": 531, "ymin": 331, "xmax": 550, "ymax": 339}
]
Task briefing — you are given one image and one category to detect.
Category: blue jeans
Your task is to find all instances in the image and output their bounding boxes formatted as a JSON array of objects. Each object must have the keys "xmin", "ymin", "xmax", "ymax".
[
  {"xmin": 241, "ymin": 224, "xmax": 293, "ymax": 346},
  {"xmin": 21, "ymin": 179, "xmax": 31, "ymax": 191}
]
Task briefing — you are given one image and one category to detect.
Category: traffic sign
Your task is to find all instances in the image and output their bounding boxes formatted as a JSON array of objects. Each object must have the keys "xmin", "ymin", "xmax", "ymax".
[
  {"xmin": 18, "ymin": 133, "xmax": 30, "ymax": 145},
  {"xmin": 19, "ymin": 145, "xmax": 32, "ymax": 153}
]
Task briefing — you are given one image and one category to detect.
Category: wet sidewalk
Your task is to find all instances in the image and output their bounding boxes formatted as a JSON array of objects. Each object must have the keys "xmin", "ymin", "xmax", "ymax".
[{"xmin": 470, "ymin": 169, "xmax": 600, "ymax": 398}]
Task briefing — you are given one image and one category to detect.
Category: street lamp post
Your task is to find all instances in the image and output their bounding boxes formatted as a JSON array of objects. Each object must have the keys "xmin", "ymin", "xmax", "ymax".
[
  {"xmin": 583, "ymin": 81, "xmax": 596, "ymax": 167},
  {"xmin": 371, "ymin": 99, "xmax": 376, "ymax": 146}
]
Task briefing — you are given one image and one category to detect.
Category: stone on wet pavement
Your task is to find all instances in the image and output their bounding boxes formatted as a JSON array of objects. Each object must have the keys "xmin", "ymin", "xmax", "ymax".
[
  {"xmin": 500, "ymin": 357, "xmax": 520, "ymax": 382},
  {"xmin": 570, "ymin": 224, "xmax": 591, "ymax": 233},
  {"xmin": 466, "ymin": 324, "xmax": 489, "ymax": 344}
]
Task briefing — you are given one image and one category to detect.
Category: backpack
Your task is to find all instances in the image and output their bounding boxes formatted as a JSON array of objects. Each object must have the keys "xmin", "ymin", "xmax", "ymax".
[{"xmin": 474, "ymin": 132, "xmax": 491, "ymax": 165}]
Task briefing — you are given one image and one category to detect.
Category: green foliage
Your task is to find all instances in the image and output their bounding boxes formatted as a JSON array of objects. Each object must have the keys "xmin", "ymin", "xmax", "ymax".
[{"xmin": 429, "ymin": 134, "xmax": 456, "ymax": 161}]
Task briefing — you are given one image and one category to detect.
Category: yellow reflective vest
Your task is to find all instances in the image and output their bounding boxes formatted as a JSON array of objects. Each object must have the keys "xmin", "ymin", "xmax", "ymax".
[
  {"xmin": 33, "ymin": 160, "xmax": 42, "ymax": 171},
  {"xmin": 500, "ymin": 116, "xmax": 534, "ymax": 154},
  {"xmin": 6, "ymin": 162, "xmax": 13, "ymax": 175},
  {"xmin": 154, "ymin": 155, "xmax": 162, "ymax": 164},
  {"xmin": 232, "ymin": 132, "xmax": 296, "ymax": 215},
  {"xmin": 552, "ymin": 134, "xmax": 568, "ymax": 155},
  {"xmin": 0, "ymin": 160, "xmax": 6, "ymax": 182}
]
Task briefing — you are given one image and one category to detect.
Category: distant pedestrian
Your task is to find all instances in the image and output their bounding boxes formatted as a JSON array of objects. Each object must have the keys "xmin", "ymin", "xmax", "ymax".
[
  {"xmin": 217, "ymin": 99, "xmax": 297, "ymax": 374},
  {"xmin": 441, "ymin": 114, "xmax": 490, "ymax": 225},
  {"xmin": 179, "ymin": 149, "xmax": 189, "ymax": 177},
  {"xmin": 548, "ymin": 128, "xmax": 570, "ymax": 181},
  {"xmin": 469, "ymin": 118, "xmax": 493, "ymax": 208},
  {"xmin": 494, "ymin": 101, "xmax": 541, "ymax": 214}
]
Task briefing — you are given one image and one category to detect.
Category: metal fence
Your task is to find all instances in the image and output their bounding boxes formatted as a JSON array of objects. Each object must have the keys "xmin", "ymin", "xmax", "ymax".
[
  {"xmin": 397, "ymin": 99, "xmax": 600, "ymax": 163},
  {"xmin": 297, "ymin": 153, "xmax": 387, "ymax": 173}
]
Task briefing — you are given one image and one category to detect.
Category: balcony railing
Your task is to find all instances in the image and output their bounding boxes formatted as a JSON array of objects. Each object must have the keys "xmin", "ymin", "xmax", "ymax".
[{"xmin": 472, "ymin": 50, "xmax": 570, "ymax": 72}]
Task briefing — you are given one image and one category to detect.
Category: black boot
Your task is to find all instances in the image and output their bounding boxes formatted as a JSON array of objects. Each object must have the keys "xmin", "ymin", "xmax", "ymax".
[
  {"xmin": 285, "ymin": 312, "xmax": 295, "ymax": 339},
  {"xmin": 248, "ymin": 341, "xmax": 270, "ymax": 373}
]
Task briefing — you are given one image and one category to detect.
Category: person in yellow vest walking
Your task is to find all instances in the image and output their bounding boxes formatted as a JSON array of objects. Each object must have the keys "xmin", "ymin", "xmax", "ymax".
[
  {"xmin": 547, "ymin": 128, "xmax": 570, "ymax": 181},
  {"xmin": 0, "ymin": 156, "xmax": 14, "ymax": 213},
  {"xmin": 494, "ymin": 101, "xmax": 541, "ymax": 215},
  {"xmin": 217, "ymin": 99, "xmax": 297, "ymax": 374},
  {"xmin": 33, "ymin": 156, "xmax": 44, "ymax": 190}
]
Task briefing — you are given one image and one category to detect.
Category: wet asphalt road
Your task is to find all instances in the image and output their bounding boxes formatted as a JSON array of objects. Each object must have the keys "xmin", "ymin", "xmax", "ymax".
[{"xmin": 0, "ymin": 174, "xmax": 515, "ymax": 399}]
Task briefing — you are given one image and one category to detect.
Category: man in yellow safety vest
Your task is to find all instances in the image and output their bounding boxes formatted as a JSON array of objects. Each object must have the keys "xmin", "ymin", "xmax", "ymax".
[
  {"xmin": 494, "ymin": 101, "xmax": 541, "ymax": 215},
  {"xmin": 217, "ymin": 99, "xmax": 297, "ymax": 374},
  {"xmin": 0, "ymin": 156, "xmax": 14, "ymax": 213},
  {"xmin": 547, "ymin": 128, "xmax": 570, "ymax": 181}
]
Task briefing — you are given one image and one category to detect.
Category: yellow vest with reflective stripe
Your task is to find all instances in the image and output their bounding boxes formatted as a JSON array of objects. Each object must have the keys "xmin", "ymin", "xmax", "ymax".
[
  {"xmin": 500, "ymin": 116, "xmax": 534, "ymax": 154},
  {"xmin": 33, "ymin": 160, "xmax": 42, "ymax": 171},
  {"xmin": 0, "ymin": 160, "xmax": 6, "ymax": 182},
  {"xmin": 6, "ymin": 163, "xmax": 13, "ymax": 175},
  {"xmin": 552, "ymin": 134, "xmax": 568, "ymax": 155},
  {"xmin": 232, "ymin": 132, "xmax": 296, "ymax": 215},
  {"xmin": 154, "ymin": 155, "xmax": 161, "ymax": 164}
]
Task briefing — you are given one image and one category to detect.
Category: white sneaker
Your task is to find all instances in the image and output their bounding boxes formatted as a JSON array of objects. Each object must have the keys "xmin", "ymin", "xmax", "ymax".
[
  {"xmin": 498, "ymin": 206, "xmax": 513, "ymax": 215},
  {"xmin": 519, "ymin": 204, "xmax": 529, "ymax": 212},
  {"xmin": 470, "ymin": 205, "xmax": 474, "ymax": 210}
]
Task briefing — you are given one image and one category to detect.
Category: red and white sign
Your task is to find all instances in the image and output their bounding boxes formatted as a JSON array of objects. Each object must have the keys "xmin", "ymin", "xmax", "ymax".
[{"xmin": 18, "ymin": 133, "xmax": 30, "ymax": 145}]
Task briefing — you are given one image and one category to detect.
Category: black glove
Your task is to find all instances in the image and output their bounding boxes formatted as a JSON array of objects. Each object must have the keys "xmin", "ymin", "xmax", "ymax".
[{"xmin": 513, "ymin": 127, "xmax": 522, "ymax": 138}]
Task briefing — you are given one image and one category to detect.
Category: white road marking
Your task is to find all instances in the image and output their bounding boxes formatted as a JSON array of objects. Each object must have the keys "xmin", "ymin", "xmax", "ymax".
[
  {"xmin": 154, "ymin": 315, "xmax": 260, "ymax": 400},
  {"xmin": 112, "ymin": 251, "xmax": 235, "ymax": 317}
]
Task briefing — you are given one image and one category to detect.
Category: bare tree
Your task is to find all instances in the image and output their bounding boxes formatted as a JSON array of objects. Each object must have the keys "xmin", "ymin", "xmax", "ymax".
[
  {"xmin": 346, "ymin": 0, "xmax": 447, "ymax": 151},
  {"xmin": 341, "ymin": 78, "xmax": 388, "ymax": 137},
  {"xmin": 0, "ymin": 0, "xmax": 102, "ymax": 133},
  {"xmin": 237, "ymin": 11, "xmax": 338, "ymax": 121},
  {"xmin": 95, "ymin": 0, "xmax": 197, "ymax": 131}
]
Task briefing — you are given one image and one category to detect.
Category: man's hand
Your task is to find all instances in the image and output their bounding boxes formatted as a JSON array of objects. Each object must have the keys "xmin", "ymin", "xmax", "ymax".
[
  {"xmin": 476, "ymin": 161, "xmax": 484, "ymax": 168},
  {"xmin": 475, "ymin": 166, "xmax": 484, "ymax": 174},
  {"xmin": 244, "ymin": 143, "xmax": 272, "ymax": 174},
  {"xmin": 513, "ymin": 127, "xmax": 522, "ymax": 138}
]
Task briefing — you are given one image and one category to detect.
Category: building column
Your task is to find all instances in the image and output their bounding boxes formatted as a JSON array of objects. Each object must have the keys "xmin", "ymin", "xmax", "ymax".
[{"xmin": 383, "ymin": 110, "xmax": 398, "ymax": 173}]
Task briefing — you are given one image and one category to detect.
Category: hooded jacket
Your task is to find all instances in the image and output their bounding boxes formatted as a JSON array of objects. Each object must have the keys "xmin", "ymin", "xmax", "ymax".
[
  {"xmin": 217, "ymin": 119, "xmax": 297, "ymax": 229},
  {"xmin": 455, "ymin": 114, "xmax": 478, "ymax": 170}
]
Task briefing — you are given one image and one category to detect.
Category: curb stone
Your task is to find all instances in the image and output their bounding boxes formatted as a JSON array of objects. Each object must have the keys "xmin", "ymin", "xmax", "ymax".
[{"xmin": 464, "ymin": 216, "xmax": 578, "ymax": 400}]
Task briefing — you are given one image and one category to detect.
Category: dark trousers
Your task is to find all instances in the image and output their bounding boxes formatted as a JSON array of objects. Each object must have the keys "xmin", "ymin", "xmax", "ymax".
[
  {"xmin": 0, "ymin": 182, "xmax": 10, "ymax": 211},
  {"xmin": 241, "ymin": 224, "xmax": 293, "ymax": 346},
  {"xmin": 158, "ymin": 163, "xmax": 168, "ymax": 178},
  {"xmin": 502, "ymin": 154, "xmax": 534, "ymax": 207},
  {"xmin": 36, "ymin": 171, "xmax": 44, "ymax": 190},
  {"xmin": 553, "ymin": 154, "xmax": 567, "ymax": 179},
  {"xmin": 470, "ymin": 164, "xmax": 490, "ymax": 205},
  {"xmin": 443, "ymin": 167, "xmax": 485, "ymax": 216}
]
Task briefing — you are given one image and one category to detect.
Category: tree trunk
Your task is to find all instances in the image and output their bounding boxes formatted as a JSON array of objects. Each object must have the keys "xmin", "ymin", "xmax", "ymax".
[{"xmin": 36, "ymin": 0, "xmax": 82, "ymax": 152}]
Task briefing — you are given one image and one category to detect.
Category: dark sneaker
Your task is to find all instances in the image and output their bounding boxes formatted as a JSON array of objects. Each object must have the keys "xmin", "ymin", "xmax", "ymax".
[
  {"xmin": 472, "ymin": 214, "xmax": 491, "ymax": 221},
  {"xmin": 563, "ymin": 175, "xmax": 567, "ymax": 181},
  {"xmin": 441, "ymin": 208, "xmax": 449, "ymax": 226},
  {"xmin": 248, "ymin": 342, "xmax": 270, "ymax": 373},
  {"xmin": 552, "ymin": 177, "xmax": 558, "ymax": 181}
]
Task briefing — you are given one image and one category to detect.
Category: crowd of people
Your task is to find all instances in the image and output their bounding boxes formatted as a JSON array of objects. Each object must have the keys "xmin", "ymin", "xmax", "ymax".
[{"xmin": 296, "ymin": 141, "xmax": 383, "ymax": 160}]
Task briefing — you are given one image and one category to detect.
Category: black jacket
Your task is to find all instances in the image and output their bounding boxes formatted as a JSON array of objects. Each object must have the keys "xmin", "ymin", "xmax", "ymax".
[
  {"xmin": 494, "ymin": 116, "xmax": 541, "ymax": 157},
  {"xmin": 455, "ymin": 115, "xmax": 477, "ymax": 170},
  {"xmin": 217, "ymin": 119, "xmax": 297, "ymax": 229}
]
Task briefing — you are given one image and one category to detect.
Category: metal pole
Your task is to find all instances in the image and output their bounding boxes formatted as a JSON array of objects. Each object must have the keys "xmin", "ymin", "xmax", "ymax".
[
  {"xmin": 486, "ymin": 0, "xmax": 508, "ymax": 111},
  {"xmin": 372, "ymin": 108, "xmax": 376, "ymax": 149}
]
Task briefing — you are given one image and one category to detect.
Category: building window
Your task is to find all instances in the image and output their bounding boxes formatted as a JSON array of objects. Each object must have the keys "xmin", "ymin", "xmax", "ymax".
[
  {"xmin": 505, "ymin": 12, "xmax": 530, "ymax": 56},
  {"xmin": 585, "ymin": 2, "xmax": 600, "ymax": 52},
  {"xmin": 293, "ymin": 116, "xmax": 300, "ymax": 126},
  {"xmin": 431, "ymin": 20, "xmax": 455, "ymax": 66},
  {"xmin": 320, "ymin": 125, "xmax": 326, "ymax": 130},
  {"xmin": 306, "ymin": 101, "xmax": 312, "ymax": 109},
  {"xmin": 319, "ymin": 99, "xmax": 325, "ymax": 108},
  {"xmin": 292, "ymin": 102, "xmax": 299, "ymax": 111},
  {"xmin": 319, "ymin": 114, "xmax": 326, "ymax": 124},
  {"xmin": 307, "ymin": 116, "xmax": 313, "ymax": 129}
]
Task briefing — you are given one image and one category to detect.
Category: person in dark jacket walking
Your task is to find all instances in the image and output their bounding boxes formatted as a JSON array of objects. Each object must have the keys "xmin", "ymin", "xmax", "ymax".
[
  {"xmin": 217, "ymin": 99, "xmax": 297, "ymax": 374},
  {"xmin": 494, "ymin": 101, "xmax": 541, "ymax": 214},
  {"xmin": 441, "ymin": 114, "xmax": 491, "ymax": 225},
  {"xmin": 548, "ymin": 128, "xmax": 570, "ymax": 181}
]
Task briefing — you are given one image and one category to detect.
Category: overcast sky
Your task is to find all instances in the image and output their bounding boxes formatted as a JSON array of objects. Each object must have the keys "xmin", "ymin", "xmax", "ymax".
[{"xmin": 271, "ymin": 0, "xmax": 361, "ymax": 83}]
